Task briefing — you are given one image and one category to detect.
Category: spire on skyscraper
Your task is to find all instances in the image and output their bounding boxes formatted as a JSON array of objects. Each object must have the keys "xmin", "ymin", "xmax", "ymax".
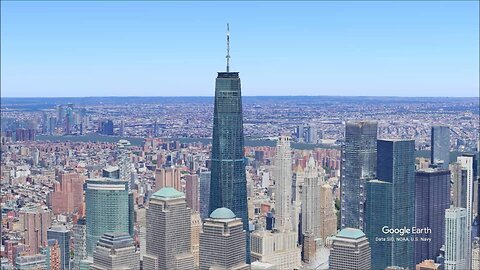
[{"xmin": 226, "ymin": 23, "xmax": 230, "ymax": 72}]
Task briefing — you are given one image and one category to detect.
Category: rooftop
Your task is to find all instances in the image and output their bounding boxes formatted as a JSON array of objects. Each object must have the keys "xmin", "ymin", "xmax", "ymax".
[
  {"xmin": 336, "ymin": 228, "xmax": 365, "ymax": 239},
  {"xmin": 152, "ymin": 187, "xmax": 184, "ymax": 199},
  {"xmin": 209, "ymin": 207, "xmax": 236, "ymax": 219}
]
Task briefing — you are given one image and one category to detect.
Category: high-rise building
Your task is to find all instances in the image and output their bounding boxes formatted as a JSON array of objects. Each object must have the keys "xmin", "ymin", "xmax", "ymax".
[
  {"xmin": 329, "ymin": 228, "xmax": 371, "ymax": 270},
  {"xmin": 185, "ymin": 174, "xmax": 199, "ymax": 212},
  {"xmin": 319, "ymin": 183, "xmax": 337, "ymax": 243},
  {"xmin": 414, "ymin": 169, "xmax": 450, "ymax": 264},
  {"xmin": 431, "ymin": 126, "xmax": 451, "ymax": 169},
  {"xmin": 91, "ymin": 232, "xmax": 140, "ymax": 270},
  {"xmin": 457, "ymin": 154, "xmax": 475, "ymax": 269},
  {"xmin": 50, "ymin": 171, "xmax": 85, "ymax": 214},
  {"xmin": 73, "ymin": 217, "xmax": 87, "ymax": 270},
  {"xmin": 102, "ymin": 166, "xmax": 120, "ymax": 179},
  {"xmin": 199, "ymin": 207, "xmax": 249, "ymax": 270},
  {"xmin": 341, "ymin": 121, "xmax": 377, "ymax": 230},
  {"xmin": 274, "ymin": 136, "xmax": 293, "ymax": 232},
  {"xmin": 191, "ymin": 213, "xmax": 201, "ymax": 269},
  {"xmin": 19, "ymin": 205, "xmax": 52, "ymax": 255},
  {"xmin": 444, "ymin": 207, "xmax": 468, "ymax": 270},
  {"xmin": 376, "ymin": 139, "xmax": 415, "ymax": 269},
  {"xmin": 154, "ymin": 167, "xmax": 182, "ymax": 192},
  {"xmin": 47, "ymin": 225, "xmax": 71, "ymax": 270},
  {"xmin": 143, "ymin": 187, "xmax": 194, "ymax": 270},
  {"xmin": 209, "ymin": 24, "xmax": 250, "ymax": 262},
  {"xmin": 249, "ymin": 136, "xmax": 301, "ymax": 269},
  {"xmin": 199, "ymin": 171, "xmax": 211, "ymax": 219},
  {"xmin": 450, "ymin": 162, "xmax": 467, "ymax": 208},
  {"xmin": 41, "ymin": 239, "xmax": 61, "ymax": 270},
  {"xmin": 85, "ymin": 178, "xmax": 132, "ymax": 256},
  {"xmin": 365, "ymin": 179, "xmax": 393, "ymax": 270},
  {"xmin": 302, "ymin": 157, "xmax": 321, "ymax": 240}
]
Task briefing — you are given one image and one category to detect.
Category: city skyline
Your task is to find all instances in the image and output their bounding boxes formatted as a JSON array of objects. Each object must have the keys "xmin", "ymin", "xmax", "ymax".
[{"xmin": 2, "ymin": 1, "xmax": 479, "ymax": 98}]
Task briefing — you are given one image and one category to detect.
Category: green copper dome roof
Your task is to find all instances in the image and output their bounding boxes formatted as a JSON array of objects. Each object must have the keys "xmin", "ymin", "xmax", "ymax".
[
  {"xmin": 209, "ymin": 207, "xmax": 236, "ymax": 219},
  {"xmin": 336, "ymin": 228, "xmax": 365, "ymax": 239},
  {"xmin": 152, "ymin": 187, "xmax": 184, "ymax": 199}
]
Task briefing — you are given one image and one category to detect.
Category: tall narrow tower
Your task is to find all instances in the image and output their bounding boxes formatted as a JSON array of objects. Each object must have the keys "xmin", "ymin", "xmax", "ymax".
[
  {"xmin": 274, "ymin": 136, "xmax": 293, "ymax": 232},
  {"xmin": 209, "ymin": 23, "xmax": 250, "ymax": 263}
]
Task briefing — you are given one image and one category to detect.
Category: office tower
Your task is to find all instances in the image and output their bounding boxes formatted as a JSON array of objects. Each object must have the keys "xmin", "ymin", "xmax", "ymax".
[
  {"xmin": 414, "ymin": 169, "xmax": 450, "ymax": 264},
  {"xmin": 143, "ymin": 187, "xmax": 194, "ymax": 270},
  {"xmin": 431, "ymin": 126, "xmax": 451, "ymax": 169},
  {"xmin": 451, "ymin": 162, "xmax": 467, "ymax": 208},
  {"xmin": 274, "ymin": 136, "xmax": 293, "ymax": 231},
  {"xmin": 302, "ymin": 157, "xmax": 321, "ymax": 240},
  {"xmin": 307, "ymin": 125, "xmax": 318, "ymax": 144},
  {"xmin": 19, "ymin": 206, "xmax": 52, "ymax": 255},
  {"xmin": 199, "ymin": 207, "xmax": 249, "ymax": 270},
  {"xmin": 319, "ymin": 183, "xmax": 337, "ymax": 243},
  {"xmin": 185, "ymin": 174, "xmax": 199, "ymax": 212},
  {"xmin": 73, "ymin": 217, "xmax": 87, "ymax": 270},
  {"xmin": 100, "ymin": 120, "xmax": 114, "ymax": 135},
  {"xmin": 15, "ymin": 254, "xmax": 47, "ymax": 270},
  {"xmin": 250, "ymin": 137, "xmax": 301, "ymax": 269},
  {"xmin": 374, "ymin": 139, "xmax": 415, "ymax": 269},
  {"xmin": 416, "ymin": 260, "xmax": 442, "ymax": 270},
  {"xmin": 41, "ymin": 239, "xmax": 61, "ymax": 270},
  {"xmin": 301, "ymin": 232, "xmax": 316, "ymax": 263},
  {"xmin": 119, "ymin": 120, "xmax": 125, "ymax": 136},
  {"xmin": 365, "ymin": 179, "xmax": 393, "ymax": 270},
  {"xmin": 209, "ymin": 24, "xmax": 250, "ymax": 262},
  {"xmin": 199, "ymin": 171, "xmax": 211, "ymax": 219},
  {"xmin": 85, "ymin": 178, "xmax": 132, "ymax": 256},
  {"xmin": 457, "ymin": 154, "xmax": 474, "ymax": 269},
  {"xmin": 50, "ymin": 171, "xmax": 86, "ymax": 214},
  {"xmin": 329, "ymin": 228, "xmax": 371, "ymax": 270},
  {"xmin": 90, "ymin": 233, "xmax": 140, "ymax": 270},
  {"xmin": 154, "ymin": 167, "xmax": 181, "ymax": 192},
  {"xmin": 47, "ymin": 225, "xmax": 70, "ymax": 270},
  {"xmin": 444, "ymin": 207, "xmax": 467, "ymax": 270},
  {"xmin": 296, "ymin": 125, "xmax": 305, "ymax": 142},
  {"xmin": 49, "ymin": 117, "xmax": 57, "ymax": 135},
  {"xmin": 341, "ymin": 121, "xmax": 377, "ymax": 230},
  {"xmin": 191, "ymin": 213, "xmax": 201, "ymax": 269}
]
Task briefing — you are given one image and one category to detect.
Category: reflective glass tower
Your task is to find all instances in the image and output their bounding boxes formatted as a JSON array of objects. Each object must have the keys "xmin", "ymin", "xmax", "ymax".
[
  {"xmin": 431, "ymin": 126, "xmax": 450, "ymax": 169},
  {"xmin": 208, "ymin": 24, "xmax": 250, "ymax": 263},
  {"xmin": 341, "ymin": 121, "xmax": 377, "ymax": 230}
]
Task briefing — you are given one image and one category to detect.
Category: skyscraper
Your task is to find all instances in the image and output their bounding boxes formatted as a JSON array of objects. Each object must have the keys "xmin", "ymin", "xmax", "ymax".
[
  {"xmin": 444, "ymin": 207, "xmax": 468, "ymax": 270},
  {"xmin": 376, "ymin": 139, "xmax": 416, "ymax": 269},
  {"xmin": 19, "ymin": 205, "xmax": 52, "ymax": 255},
  {"xmin": 431, "ymin": 126, "xmax": 450, "ymax": 169},
  {"xmin": 365, "ymin": 179, "xmax": 393, "ymax": 270},
  {"xmin": 274, "ymin": 136, "xmax": 293, "ymax": 232},
  {"xmin": 301, "ymin": 157, "xmax": 322, "ymax": 240},
  {"xmin": 319, "ymin": 183, "xmax": 337, "ymax": 243},
  {"xmin": 191, "ymin": 213, "xmax": 201, "ymax": 269},
  {"xmin": 47, "ymin": 225, "xmax": 71, "ymax": 270},
  {"xmin": 199, "ymin": 208, "xmax": 249, "ymax": 270},
  {"xmin": 208, "ymin": 24, "xmax": 250, "ymax": 262},
  {"xmin": 143, "ymin": 187, "xmax": 194, "ymax": 270},
  {"xmin": 185, "ymin": 174, "xmax": 199, "ymax": 212},
  {"xmin": 85, "ymin": 178, "xmax": 132, "ymax": 256},
  {"xmin": 414, "ymin": 169, "xmax": 450, "ymax": 264},
  {"xmin": 91, "ymin": 232, "xmax": 140, "ymax": 270},
  {"xmin": 329, "ymin": 228, "xmax": 371, "ymax": 270},
  {"xmin": 73, "ymin": 217, "xmax": 87, "ymax": 270},
  {"xmin": 199, "ymin": 171, "xmax": 211, "ymax": 219},
  {"xmin": 341, "ymin": 121, "xmax": 377, "ymax": 230},
  {"xmin": 456, "ymin": 154, "xmax": 475, "ymax": 269}
]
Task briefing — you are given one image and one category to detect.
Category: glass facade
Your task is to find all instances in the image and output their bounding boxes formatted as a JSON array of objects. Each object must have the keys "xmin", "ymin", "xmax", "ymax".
[
  {"xmin": 431, "ymin": 126, "xmax": 450, "ymax": 169},
  {"xmin": 377, "ymin": 139, "xmax": 416, "ymax": 269},
  {"xmin": 47, "ymin": 226, "xmax": 70, "ymax": 270},
  {"xmin": 85, "ymin": 178, "xmax": 131, "ymax": 256},
  {"xmin": 209, "ymin": 71, "xmax": 250, "ymax": 263},
  {"xmin": 341, "ymin": 121, "xmax": 377, "ymax": 230}
]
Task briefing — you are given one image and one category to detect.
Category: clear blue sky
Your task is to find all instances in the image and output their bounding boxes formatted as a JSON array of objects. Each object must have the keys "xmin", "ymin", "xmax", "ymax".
[{"xmin": 1, "ymin": 1, "xmax": 478, "ymax": 97}]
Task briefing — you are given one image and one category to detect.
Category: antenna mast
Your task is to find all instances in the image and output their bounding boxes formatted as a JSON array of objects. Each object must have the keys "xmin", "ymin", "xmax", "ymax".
[{"xmin": 226, "ymin": 23, "xmax": 230, "ymax": 72}]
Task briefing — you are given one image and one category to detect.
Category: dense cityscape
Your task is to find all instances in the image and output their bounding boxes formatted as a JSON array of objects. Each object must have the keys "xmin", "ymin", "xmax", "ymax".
[{"xmin": 2, "ymin": 1, "xmax": 479, "ymax": 270}]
